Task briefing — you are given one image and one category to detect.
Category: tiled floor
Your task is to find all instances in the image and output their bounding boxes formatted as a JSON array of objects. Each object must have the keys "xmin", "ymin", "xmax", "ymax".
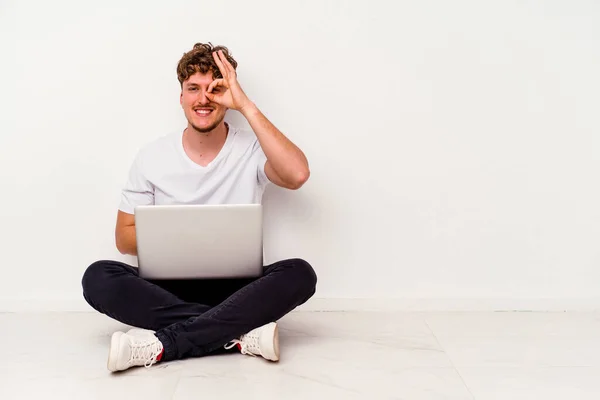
[{"xmin": 2, "ymin": 311, "xmax": 600, "ymax": 399}]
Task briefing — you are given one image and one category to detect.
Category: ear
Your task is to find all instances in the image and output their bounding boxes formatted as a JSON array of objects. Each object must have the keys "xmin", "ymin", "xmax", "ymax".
[{"xmin": 180, "ymin": 90, "xmax": 183, "ymax": 106}]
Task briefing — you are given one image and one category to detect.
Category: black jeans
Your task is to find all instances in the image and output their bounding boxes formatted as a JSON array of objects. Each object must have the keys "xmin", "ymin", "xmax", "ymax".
[{"xmin": 81, "ymin": 258, "xmax": 317, "ymax": 361}]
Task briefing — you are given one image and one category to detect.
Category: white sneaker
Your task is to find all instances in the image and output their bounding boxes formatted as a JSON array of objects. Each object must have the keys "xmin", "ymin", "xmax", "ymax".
[
  {"xmin": 126, "ymin": 328, "xmax": 156, "ymax": 337},
  {"xmin": 107, "ymin": 330, "xmax": 164, "ymax": 372},
  {"xmin": 225, "ymin": 322, "xmax": 280, "ymax": 361}
]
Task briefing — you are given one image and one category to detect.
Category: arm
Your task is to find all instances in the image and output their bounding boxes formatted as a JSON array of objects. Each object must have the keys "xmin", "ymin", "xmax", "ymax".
[
  {"xmin": 115, "ymin": 210, "xmax": 138, "ymax": 256},
  {"xmin": 206, "ymin": 50, "xmax": 310, "ymax": 190},
  {"xmin": 241, "ymin": 104, "xmax": 310, "ymax": 190}
]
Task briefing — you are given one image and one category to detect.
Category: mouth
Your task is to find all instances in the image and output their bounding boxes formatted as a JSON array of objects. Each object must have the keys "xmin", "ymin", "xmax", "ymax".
[{"xmin": 194, "ymin": 108, "xmax": 213, "ymax": 117}]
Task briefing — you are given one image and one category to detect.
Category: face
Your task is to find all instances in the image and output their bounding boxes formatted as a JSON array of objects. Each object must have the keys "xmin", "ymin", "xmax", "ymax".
[{"xmin": 180, "ymin": 71, "xmax": 227, "ymax": 134}]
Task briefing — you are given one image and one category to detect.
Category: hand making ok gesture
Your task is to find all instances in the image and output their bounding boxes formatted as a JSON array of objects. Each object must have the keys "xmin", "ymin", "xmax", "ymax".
[{"xmin": 206, "ymin": 50, "xmax": 253, "ymax": 113}]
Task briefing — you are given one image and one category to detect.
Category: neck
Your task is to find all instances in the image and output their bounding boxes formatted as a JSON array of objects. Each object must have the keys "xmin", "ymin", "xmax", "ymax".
[{"xmin": 184, "ymin": 121, "xmax": 229, "ymax": 153}]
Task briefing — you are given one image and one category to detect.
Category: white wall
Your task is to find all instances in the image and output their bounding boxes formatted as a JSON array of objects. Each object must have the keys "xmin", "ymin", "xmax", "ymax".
[{"xmin": 1, "ymin": 0, "xmax": 600, "ymax": 311}]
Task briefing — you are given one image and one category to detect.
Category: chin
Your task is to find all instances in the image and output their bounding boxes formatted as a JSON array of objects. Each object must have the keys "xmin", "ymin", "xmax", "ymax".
[
  {"xmin": 189, "ymin": 118, "xmax": 223, "ymax": 134},
  {"xmin": 190, "ymin": 121, "xmax": 221, "ymax": 133},
  {"xmin": 191, "ymin": 124, "xmax": 217, "ymax": 133}
]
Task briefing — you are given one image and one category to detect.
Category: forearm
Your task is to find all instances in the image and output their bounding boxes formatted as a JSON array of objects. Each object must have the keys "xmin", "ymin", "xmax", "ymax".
[
  {"xmin": 116, "ymin": 226, "xmax": 138, "ymax": 256},
  {"xmin": 241, "ymin": 103, "xmax": 309, "ymax": 184}
]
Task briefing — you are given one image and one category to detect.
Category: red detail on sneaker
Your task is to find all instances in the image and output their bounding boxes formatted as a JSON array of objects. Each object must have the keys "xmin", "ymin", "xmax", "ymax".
[
  {"xmin": 236, "ymin": 343, "xmax": 242, "ymax": 352},
  {"xmin": 156, "ymin": 349, "xmax": 164, "ymax": 362}
]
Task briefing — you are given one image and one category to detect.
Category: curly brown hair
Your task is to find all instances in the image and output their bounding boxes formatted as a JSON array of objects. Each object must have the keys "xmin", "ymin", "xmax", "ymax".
[{"xmin": 177, "ymin": 42, "xmax": 238, "ymax": 87}]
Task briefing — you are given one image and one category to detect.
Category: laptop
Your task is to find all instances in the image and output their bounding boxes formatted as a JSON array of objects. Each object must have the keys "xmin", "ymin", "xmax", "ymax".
[{"xmin": 134, "ymin": 204, "xmax": 263, "ymax": 279}]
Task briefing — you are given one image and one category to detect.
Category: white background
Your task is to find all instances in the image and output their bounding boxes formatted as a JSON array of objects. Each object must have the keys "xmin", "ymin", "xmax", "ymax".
[{"xmin": 1, "ymin": 0, "xmax": 599, "ymax": 311}]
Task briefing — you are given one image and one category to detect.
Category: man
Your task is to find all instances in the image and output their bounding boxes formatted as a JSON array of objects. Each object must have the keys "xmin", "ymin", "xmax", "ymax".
[{"xmin": 81, "ymin": 43, "xmax": 317, "ymax": 372}]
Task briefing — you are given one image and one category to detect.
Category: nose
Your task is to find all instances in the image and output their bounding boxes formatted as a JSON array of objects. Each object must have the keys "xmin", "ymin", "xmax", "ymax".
[{"xmin": 197, "ymin": 90, "xmax": 210, "ymax": 106}]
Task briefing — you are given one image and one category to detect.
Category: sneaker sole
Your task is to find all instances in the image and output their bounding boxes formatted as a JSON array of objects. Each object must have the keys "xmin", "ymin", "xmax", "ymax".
[
  {"xmin": 260, "ymin": 322, "xmax": 280, "ymax": 362},
  {"xmin": 107, "ymin": 331, "xmax": 124, "ymax": 372},
  {"xmin": 273, "ymin": 323, "xmax": 280, "ymax": 361}
]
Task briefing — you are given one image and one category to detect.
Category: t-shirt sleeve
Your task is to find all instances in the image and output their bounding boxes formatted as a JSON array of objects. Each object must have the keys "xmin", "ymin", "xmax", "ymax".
[
  {"xmin": 252, "ymin": 138, "xmax": 270, "ymax": 187},
  {"xmin": 118, "ymin": 152, "xmax": 154, "ymax": 214}
]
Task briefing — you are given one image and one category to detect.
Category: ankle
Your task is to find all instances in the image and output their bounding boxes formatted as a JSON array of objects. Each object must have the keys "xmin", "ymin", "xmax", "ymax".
[{"xmin": 154, "ymin": 331, "xmax": 174, "ymax": 362}]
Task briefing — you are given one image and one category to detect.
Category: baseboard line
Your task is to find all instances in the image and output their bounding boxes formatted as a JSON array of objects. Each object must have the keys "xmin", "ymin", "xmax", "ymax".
[{"xmin": 1, "ymin": 297, "xmax": 599, "ymax": 313}]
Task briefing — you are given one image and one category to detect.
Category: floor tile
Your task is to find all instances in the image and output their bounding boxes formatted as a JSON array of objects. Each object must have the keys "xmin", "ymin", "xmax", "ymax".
[{"xmin": 457, "ymin": 367, "xmax": 600, "ymax": 400}]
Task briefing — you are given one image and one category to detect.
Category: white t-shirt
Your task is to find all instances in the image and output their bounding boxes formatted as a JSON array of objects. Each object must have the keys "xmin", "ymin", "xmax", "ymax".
[{"xmin": 118, "ymin": 124, "xmax": 270, "ymax": 214}]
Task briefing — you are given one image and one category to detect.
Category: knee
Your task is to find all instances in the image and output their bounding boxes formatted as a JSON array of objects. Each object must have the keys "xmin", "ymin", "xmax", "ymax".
[
  {"xmin": 81, "ymin": 260, "xmax": 115, "ymax": 304},
  {"xmin": 287, "ymin": 258, "xmax": 317, "ymax": 296},
  {"xmin": 82, "ymin": 261, "xmax": 104, "ymax": 299}
]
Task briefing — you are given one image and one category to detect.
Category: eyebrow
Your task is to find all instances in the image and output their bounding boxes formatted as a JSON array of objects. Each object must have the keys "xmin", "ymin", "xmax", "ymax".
[{"xmin": 186, "ymin": 82, "xmax": 215, "ymax": 88}]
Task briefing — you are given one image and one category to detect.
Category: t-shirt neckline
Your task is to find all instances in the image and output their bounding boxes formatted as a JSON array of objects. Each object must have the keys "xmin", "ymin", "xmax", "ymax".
[{"xmin": 178, "ymin": 123, "xmax": 235, "ymax": 170}]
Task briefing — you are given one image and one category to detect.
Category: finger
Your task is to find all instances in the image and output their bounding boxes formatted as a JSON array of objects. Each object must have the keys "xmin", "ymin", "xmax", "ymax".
[
  {"xmin": 212, "ymin": 51, "xmax": 228, "ymax": 79},
  {"xmin": 205, "ymin": 91, "xmax": 220, "ymax": 104},
  {"xmin": 205, "ymin": 91, "xmax": 222, "ymax": 106},
  {"xmin": 218, "ymin": 50, "xmax": 236, "ymax": 76},
  {"xmin": 207, "ymin": 78, "xmax": 226, "ymax": 93}
]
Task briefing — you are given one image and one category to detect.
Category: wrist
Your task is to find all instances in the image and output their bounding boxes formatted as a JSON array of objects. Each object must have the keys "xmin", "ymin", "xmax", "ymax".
[{"xmin": 240, "ymin": 102, "xmax": 259, "ymax": 118}]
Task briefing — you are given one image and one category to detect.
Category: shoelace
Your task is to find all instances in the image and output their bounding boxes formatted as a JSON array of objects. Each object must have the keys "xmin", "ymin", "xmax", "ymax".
[
  {"xmin": 129, "ymin": 338, "xmax": 164, "ymax": 368},
  {"xmin": 224, "ymin": 333, "xmax": 261, "ymax": 357}
]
